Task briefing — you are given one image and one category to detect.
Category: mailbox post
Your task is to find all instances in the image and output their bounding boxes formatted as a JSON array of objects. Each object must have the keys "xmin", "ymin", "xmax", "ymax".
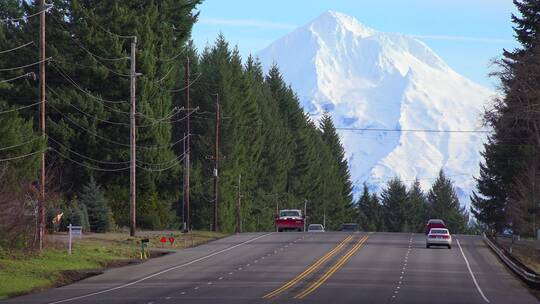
[
  {"xmin": 140, "ymin": 238, "xmax": 149, "ymax": 259},
  {"xmin": 68, "ymin": 224, "xmax": 82, "ymax": 255}
]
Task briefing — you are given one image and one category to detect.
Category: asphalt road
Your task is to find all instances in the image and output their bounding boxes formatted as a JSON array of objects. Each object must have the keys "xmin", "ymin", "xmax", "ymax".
[{"xmin": 3, "ymin": 232, "xmax": 537, "ymax": 304}]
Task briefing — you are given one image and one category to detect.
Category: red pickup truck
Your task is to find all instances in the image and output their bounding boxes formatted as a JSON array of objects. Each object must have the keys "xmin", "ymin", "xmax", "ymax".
[{"xmin": 276, "ymin": 209, "xmax": 305, "ymax": 232}]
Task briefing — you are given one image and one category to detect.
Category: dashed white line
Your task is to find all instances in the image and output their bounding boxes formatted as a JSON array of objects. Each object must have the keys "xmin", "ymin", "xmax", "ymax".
[{"xmin": 46, "ymin": 233, "xmax": 273, "ymax": 304}]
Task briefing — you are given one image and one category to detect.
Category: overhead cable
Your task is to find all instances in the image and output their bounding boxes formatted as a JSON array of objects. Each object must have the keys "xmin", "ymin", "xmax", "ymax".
[
  {"xmin": 0, "ymin": 41, "xmax": 34, "ymax": 54},
  {"xmin": 0, "ymin": 72, "xmax": 35, "ymax": 84},
  {"xmin": 0, "ymin": 57, "xmax": 52, "ymax": 72},
  {"xmin": 0, "ymin": 6, "xmax": 51, "ymax": 23}
]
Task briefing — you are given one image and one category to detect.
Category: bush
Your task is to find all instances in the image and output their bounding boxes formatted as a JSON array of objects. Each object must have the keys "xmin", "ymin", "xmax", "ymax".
[{"xmin": 59, "ymin": 197, "xmax": 90, "ymax": 232}]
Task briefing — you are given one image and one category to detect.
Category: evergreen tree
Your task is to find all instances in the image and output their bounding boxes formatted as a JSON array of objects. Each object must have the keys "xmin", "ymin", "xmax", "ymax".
[
  {"xmin": 357, "ymin": 183, "xmax": 380, "ymax": 231},
  {"xmin": 473, "ymin": 0, "xmax": 540, "ymax": 235},
  {"xmin": 79, "ymin": 177, "xmax": 113, "ymax": 232},
  {"xmin": 405, "ymin": 179, "xmax": 429, "ymax": 232},
  {"xmin": 428, "ymin": 170, "xmax": 468, "ymax": 233},
  {"xmin": 381, "ymin": 178, "xmax": 408, "ymax": 232},
  {"xmin": 320, "ymin": 112, "xmax": 354, "ymax": 229}
]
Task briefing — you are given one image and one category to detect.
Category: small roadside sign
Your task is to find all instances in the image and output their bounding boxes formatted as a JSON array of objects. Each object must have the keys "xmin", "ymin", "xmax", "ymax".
[
  {"xmin": 169, "ymin": 236, "xmax": 175, "ymax": 245},
  {"xmin": 68, "ymin": 224, "xmax": 83, "ymax": 255}
]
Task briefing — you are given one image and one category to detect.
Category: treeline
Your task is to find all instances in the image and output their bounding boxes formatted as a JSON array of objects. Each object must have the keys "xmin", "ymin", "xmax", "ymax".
[
  {"xmin": 0, "ymin": 0, "xmax": 354, "ymax": 245},
  {"xmin": 471, "ymin": 0, "xmax": 540, "ymax": 237},
  {"xmin": 356, "ymin": 170, "xmax": 471, "ymax": 234}
]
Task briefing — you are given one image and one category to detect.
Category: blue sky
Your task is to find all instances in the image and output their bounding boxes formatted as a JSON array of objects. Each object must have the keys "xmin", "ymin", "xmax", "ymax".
[{"xmin": 191, "ymin": 0, "xmax": 519, "ymax": 89}]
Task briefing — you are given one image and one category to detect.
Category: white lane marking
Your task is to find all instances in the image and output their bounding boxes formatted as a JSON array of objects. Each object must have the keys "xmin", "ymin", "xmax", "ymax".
[
  {"xmin": 218, "ymin": 277, "xmax": 223, "ymax": 280},
  {"xmin": 194, "ymin": 287, "xmax": 199, "ymax": 290},
  {"xmin": 180, "ymin": 292, "xmax": 186, "ymax": 295},
  {"xmin": 457, "ymin": 238, "xmax": 490, "ymax": 303},
  {"xmin": 46, "ymin": 233, "xmax": 273, "ymax": 304},
  {"xmin": 165, "ymin": 297, "xmax": 172, "ymax": 300}
]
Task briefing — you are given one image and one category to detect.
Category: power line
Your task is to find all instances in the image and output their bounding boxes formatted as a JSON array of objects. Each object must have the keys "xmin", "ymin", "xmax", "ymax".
[
  {"xmin": 84, "ymin": 9, "xmax": 135, "ymax": 40},
  {"xmin": 335, "ymin": 127, "xmax": 491, "ymax": 134},
  {"xmin": 0, "ymin": 137, "xmax": 41, "ymax": 151},
  {"xmin": 0, "ymin": 149, "xmax": 45, "ymax": 162},
  {"xmin": 50, "ymin": 63, "xmax": 128, "ymax": 104},
  {"xmin": 147, "ymin": 66, "xmax": 175, "ymax": 84},
  {"xmin": 0, "ymin": 57, "xmax": 52, "ymax": 72},
  {"xmin": 50, "ymin": 63, "xmax": 191, "ymax": 123},
  {"xmin": 0, "ymin": 101, "xmax": 43, "ymax": 115},
  {"xmin": 0, "ymin": 72, "xmax": 35, "ymax": 84},
  {"xmin": 166, "ymin": 73, "xmax": 202, "ymax": 93},
  {"xmin": 50, "ymin": 148, "xmax": 130, "ymax": 172},
  {"xmin": 49, "ymin": 88, "xmax": 189, "ymax": 151},
  {"xmin": 53, "ymin": 58, "xmax": 131, "ymax": 78},
  {"xmin": 49, "ymin": 103, "xmax": 133, "ymax": 148},
  {"xmin": 49, "ymin": 15, "xmax": 129, "ymax": 62},
  {"xmin": 136, "ymin": 154, "xmax": 186, "ymax": 172},
  {"xmin": 0, "ymin": 6, "xmax": 52, "ymax": 23},
  {"xmin": 47, "ymin": 85, "xmax": 130, "ymax": 127},
  {"xmin": 0, "ymin": 41, "xmax": 34, "ymax": 54},
  {"xmin": 153, "ymin": 49, "xmax": 187, "ymax": 62},
  {"xmin": 48, "ymin": 136, "xmax": 130, "ymax": 165}
]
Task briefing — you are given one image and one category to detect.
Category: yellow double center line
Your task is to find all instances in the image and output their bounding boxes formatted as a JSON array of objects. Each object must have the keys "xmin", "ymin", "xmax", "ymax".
[
  {"xmin": 262, "ymin": 234, "xmax": 353, "ymax": 299},
  {"xmin": 294, "ymin": 235, "xmax": 369, "ymax": 299}
]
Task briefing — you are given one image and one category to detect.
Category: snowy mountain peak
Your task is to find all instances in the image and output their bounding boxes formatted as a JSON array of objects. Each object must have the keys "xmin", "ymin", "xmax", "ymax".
[
  {"xmin": 309, "ymin": 10, "xmax": 377, "ymax": 39},
  {"xmin": 257, "ymin": 12, "xmax": 493, "ymax": 205}
]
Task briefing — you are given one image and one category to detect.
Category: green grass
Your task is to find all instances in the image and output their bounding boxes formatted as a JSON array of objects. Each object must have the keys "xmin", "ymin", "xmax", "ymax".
[{"xmin": 0, "ymin": 231, "xmax": 228, "ymax": 299}]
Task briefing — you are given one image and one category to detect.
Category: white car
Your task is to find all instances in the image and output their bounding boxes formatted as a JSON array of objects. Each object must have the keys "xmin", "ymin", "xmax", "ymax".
[
  {"xmin": 307, "ymin": 224, "xmax": 325, "ymax": 232},
  {"xmin": 426, "ymin": 228, "xmax": 452, "ymax": 249}
]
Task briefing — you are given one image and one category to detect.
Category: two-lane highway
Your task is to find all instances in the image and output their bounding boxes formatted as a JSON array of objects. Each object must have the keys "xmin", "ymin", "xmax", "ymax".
[{"xmin": 2, "ymin": 232, "xmax": 537, "ymax": 304}]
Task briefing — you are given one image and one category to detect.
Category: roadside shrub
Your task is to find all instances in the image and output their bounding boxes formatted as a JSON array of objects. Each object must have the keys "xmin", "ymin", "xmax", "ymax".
[{"xmin": 59, "ymin": 197, "xmax": 90, "ymax": 232}]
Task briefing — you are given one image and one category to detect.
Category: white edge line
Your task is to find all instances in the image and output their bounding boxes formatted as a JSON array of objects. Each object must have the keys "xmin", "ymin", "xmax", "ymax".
[
  {"xmin": 47, "ymin": 233, "xmax": 273, "ymax": 304},
  {"xmin": 457, "ymin": 238, "xmax": 490, "ymax": 303}
]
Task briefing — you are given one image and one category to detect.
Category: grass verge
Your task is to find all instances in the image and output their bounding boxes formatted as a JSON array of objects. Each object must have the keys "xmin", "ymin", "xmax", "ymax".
[{"xmin": 0, "ymin": 230, "xmax": 228, "ymax": 300}]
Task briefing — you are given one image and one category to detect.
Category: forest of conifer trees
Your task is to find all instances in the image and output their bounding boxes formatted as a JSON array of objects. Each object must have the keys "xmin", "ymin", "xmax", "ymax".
[{"xmin": 0, "ymin": 0, "xmax": 357, "ymax": 246}]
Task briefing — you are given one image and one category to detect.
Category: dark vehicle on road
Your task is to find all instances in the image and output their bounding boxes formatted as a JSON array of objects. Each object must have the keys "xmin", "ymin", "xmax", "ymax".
[
  {"xmin": 424, "ymin": 219, "xmax": 446, "ymax": 234},
  {"xmin": 340, "ymin": 223, "xmax": 359, "ymax": 232}
]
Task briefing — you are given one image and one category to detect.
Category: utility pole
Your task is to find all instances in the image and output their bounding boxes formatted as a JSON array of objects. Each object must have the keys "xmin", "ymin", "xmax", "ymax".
[
  {"xmin": 236, "ymin": 174, "xmax": 242, "ymax": 233},
  {"xmin": 304, "ymin": 199, "xmax": 307, "ymax": 232},
  {"xmin": 129, "ymin": 37, "xmax": 137, "ymax": 237},
  {"xmin": 212, "ymin": 94, "xmax": 220, "ymax": 231},
  {"xmin": 182, "ymin": 132, "xmax": 186, "ymax": 231},
  {"xmin": 184, "ymin": 57, "xmax": 191, "ymax": 231},
  {"xmin": 38, "ymin": 0, "xmax": 46, "ymax": 251}
]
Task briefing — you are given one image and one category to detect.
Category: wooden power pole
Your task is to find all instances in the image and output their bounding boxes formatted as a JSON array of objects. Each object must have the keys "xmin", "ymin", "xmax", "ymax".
[
  {"xmin": 38, "ymin": 0, "xmax": 46, "ymax": 251},
  {"xmin": 213, "ymin": 94, "xmax": 220, "ymax": 231},
  {"xmin": 236, "ymin": 174, "xmax": 242, "ymax": 233},
  {"xmin": 129, "ymin": 37, "xmax": 137, "ymax": 237},
  {"xmin": 185, "ymin": 57, "xmax": 191, "ymax": 231}
]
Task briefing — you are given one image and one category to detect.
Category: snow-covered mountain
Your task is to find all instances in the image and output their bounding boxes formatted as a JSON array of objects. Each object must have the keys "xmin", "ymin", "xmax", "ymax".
[{"xmin": 257, "ymin": 11, "xmax": 493, "ymax": 203}]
